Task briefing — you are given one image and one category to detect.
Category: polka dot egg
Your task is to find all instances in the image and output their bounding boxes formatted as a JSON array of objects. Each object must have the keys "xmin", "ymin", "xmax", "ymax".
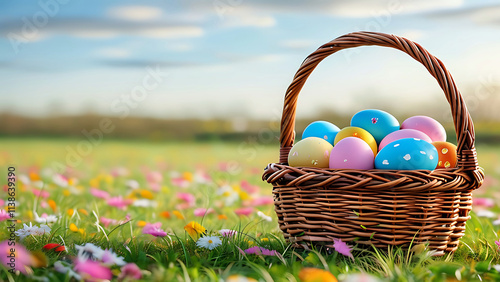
[
  {"xmin": 432, "ymin": 141, "xmax": 457, "ymax": 168},
  {"xmin": 375, "ymin": 138, "xmax": 438, "ymax": 170}
]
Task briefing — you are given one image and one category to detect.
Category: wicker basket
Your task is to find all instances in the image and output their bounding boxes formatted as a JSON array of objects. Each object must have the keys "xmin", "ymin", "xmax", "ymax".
[{"xmin": 262, "ymin": 31, "xmax": 484, "ymax": 256}]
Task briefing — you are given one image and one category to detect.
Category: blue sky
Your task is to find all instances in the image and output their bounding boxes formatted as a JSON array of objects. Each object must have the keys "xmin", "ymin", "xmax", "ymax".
[{"xmin": 1, "ymin": 0, "xmax": 499, "ymax": 120}]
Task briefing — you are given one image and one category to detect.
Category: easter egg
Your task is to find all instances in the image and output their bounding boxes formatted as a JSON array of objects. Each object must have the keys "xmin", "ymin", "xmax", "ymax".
[
  {"xmin": 302, "ymin": 121, "xmax": 340, "ymax": 145},
  {"xmin": 378, "ymin": 129, "xmax": 432, "ymax": 151},
  {"xmin": 401, "ymin": 116, "xmax": 446, "ymax": 142},
  {"xmin": 288, "ymin": 137, "xmax": 333, "ymax": 168},
  {"xmin": 375, "ymin": 138, "xmax": 439, "ymax": 170},
  {"xmin": 334, "ymin": 127, "xmax": 378, "ymax": 156},
  {"xmin": 329, "ymin": 137, "xmax": 374, "ymax": 170},
  {"xmin": 351, "ymin": 109, "xmax": 400, "ymax": 144},
  {"xmin": 432, "ymin": 141, "xmax": 457, "ymax": 168}
]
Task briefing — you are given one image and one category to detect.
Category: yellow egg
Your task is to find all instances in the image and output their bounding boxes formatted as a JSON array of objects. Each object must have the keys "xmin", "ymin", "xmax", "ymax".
[
  {"xmin": 334, "ymin": 127, "xmax": 378, "ymax": 156},
  {"xmin": 288, "ymin": 137, "xmax": 333, "ymax": 168}
]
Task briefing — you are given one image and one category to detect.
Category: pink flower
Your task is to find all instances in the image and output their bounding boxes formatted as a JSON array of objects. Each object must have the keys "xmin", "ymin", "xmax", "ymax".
[
  {"xmin": 194, "ymin": 170, "xmax": 212, "ymax": 184},
  {"xmin": 495, "ymin": 240, "xmax": 500, "ymax": 250},
  {"xmin": 234, "ymin": 207, "xmax": 254, "ymax": 216},
  {"xmin": 194, "ymin": 208, "xmax": 214, "ymax": 217},
  {"xmin": 219, "ymin": 229, "xmax": 237, "ymax": 237},
  {"xmin": 146, "ymin": 171, "xmax": 163, "ymax": 183},
  {"xmin": 250, "ymin": 196, "xmax": 273, "ymax": 206},
  {"xmin": 473, "ymin": 198, "xmax": 495, "ymax": 208},
  {"xmin": 0, "ymin": 199, "xmax": 5, "ymax": 206},
  {"xmin": 0, "ymin": 209, "xmax": 10, "ymax": 221},
  {"xmin": 119, "ymin": 214, "xmax": 132, "ymax": 225},
  {"xmin": 32, "ymin": 188, "xmax": 50, "ymax": 198},
  {"xmin": 333, "ymin": 238, "xmax": 353, "ymax": 259},
  {"xmin": 100, "ymin": 217, "xmax": 118, "ymax": 228},
  {"xmin": 244, "ymin": 246, "xmax": 278, "ymax": 256},
  {"xmin": 177, "ymin": 192, "xmax": 195, "ymax": 206},
  {"xmin": 111, "ymin": 167, "xmax": 129, "ymax": 177},
  {"xmin": 107, "ymin": 196, "xmax": 133, "ymax": 210},
  {"xmin": 74, "ymin": 259, "xmax": 112, "ymax": 281},
  {"xmin": 240, "ymin": 180, "xmax": 259, "ymax": 194},
  {"xmin": 0, "ymin": 240, "xmax": 33, "ymax": 274},
  {"xmin": 90, "ymin": 188, "xmax": 110, "ymax": 200},
  {"xmin": 142, "ymin": 222, "xmax": 168, "ymax": 237},
  {"xmin": 118, "ymin": 263, "xmax": 142, "ymax": 280},
  {"xmin": 148, "ymin": 182, "xmax": 161, "ymax": 192},
  {"xmin": 172, "ymin": 177, "xmax": 190, "ymax": 188}
]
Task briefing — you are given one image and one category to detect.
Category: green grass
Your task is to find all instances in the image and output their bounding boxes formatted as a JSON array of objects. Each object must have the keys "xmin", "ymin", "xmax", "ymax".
[{"xmin": 1, "ymin": 138, "xmax": 500, "ymax": 281}]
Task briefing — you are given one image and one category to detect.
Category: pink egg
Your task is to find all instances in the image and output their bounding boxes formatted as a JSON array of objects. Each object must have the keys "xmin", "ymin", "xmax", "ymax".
[
  {"xmin": 401, "ymin": 116, "xmax": 446, "ymax": 142},
  {"xmin": 329, "ymin": 137, "xmax": 374, "ymax": 170},
  {"xmin": 378, "ymin": 129, "xmax": 432, "ymax": 151}
]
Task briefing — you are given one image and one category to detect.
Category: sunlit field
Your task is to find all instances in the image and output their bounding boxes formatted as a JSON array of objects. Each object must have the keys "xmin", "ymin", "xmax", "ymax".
[{"xmin": 1, "ymin": 138, "xmax": 500, "ymax": 281}]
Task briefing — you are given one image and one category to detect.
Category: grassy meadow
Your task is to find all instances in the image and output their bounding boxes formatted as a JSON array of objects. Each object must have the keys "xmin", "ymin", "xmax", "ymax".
[{"xmin": 1, "ymin": 138, "xmax": 500, "ymax": 281}]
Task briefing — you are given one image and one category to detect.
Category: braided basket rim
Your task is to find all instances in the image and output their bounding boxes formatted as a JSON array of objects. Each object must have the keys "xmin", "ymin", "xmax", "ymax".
[{"xmin": 263, "ymin": 31, "xmax": 484, "ymax": 255}]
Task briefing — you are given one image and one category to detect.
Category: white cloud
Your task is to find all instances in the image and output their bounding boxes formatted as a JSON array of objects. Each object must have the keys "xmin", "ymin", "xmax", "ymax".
[
  {"xmin": 0, "ymin": 18, "xmax": 204, "ymax": 40},
  {"xmin": 166, "ymin": 43, "xmax": 194, "ymax": 52},
  {"xmin": 429, "ymin": 4, "xmax": 500, "ymax": 26},
  {"xmin": 222, "ymin": 14, "xmax": 276, "ymax": 28},
  {"xmin": 398, "ymin": 29, "xmax": 425, "ymax": 41},
  {"xmin": 108, "ymin": 6, "xmax": 163, "ymax": 21},
  {"xmin": 327, "ymin": 0, "xmax": 463, "ymax": 18},
  {"xmin": 95, "ymin": 48, "xmax": 131, "ymax": 58},
  {"xmin": 280, "ymin": 39, "xmax": 316, "ymax": 50},
  {"xmin": 138, "ymin": 26, "xmax": 203, "ymax": 38}
]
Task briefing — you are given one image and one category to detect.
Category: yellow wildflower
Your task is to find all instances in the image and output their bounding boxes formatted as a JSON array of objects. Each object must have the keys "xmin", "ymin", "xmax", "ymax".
[
  {"xmin": 218, "ymin": 214, "xmax": 228, "ymax": 220},
  {"xmin": 47, "ymin": 199, "xmax": 57, "ymax": 213},
  {"xmin": 78, "ymin": 208, "xmax": 89, "ymax": 216},
  {"xmin": 160, "ymin": 211, "xmax": 170, "ymax": 219},
  {"xmin": 29, "ymin": 172, "xmax": 41, "ymax": 181},
  {"xmin": 139, "ymin": 189, "xmax": 154, "ymax": 199},
  {"xmin": 184, "ymin": 221, "xmax": 206, "ymax": 240},
  {"xmin": 298, "ymin": 268, "xmax": 338, "ymax": 282},
  {"xmin": 226, "ymin": 275, "xmax": 257, "ymax": 282},
  {"xmin": 182, "ymin": 172, "xmax": 193, "ymax": 182},
  {"xmin": 69, "ymin": 223, "xmax": 85, "ymax": 235},
  {"xmin": 173, "ymin": 210, "xmax": 185, "ymax": 220}
]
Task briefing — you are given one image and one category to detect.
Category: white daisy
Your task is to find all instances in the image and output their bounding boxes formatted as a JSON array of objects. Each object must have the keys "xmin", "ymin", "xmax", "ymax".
[
  {"xmin": 476, "ymin": 209, "xmax": 496, "ymax": 218},
  {"xmin": 125, "ymin": 179, "xmax": 139, "ymax": 190},
  {"xmin": 34, "ymin": 212, "xmax": 58, "ymax": 224},
  {"xmin": 15, "ymin": 222, "xmax": 51, "ymax": 240},
  {"xmin": 54, "ymin": 261, "xmax": 81, "ymax": 281},
  {"xmin": 101, "ymin": 249, "xmax": 126, "ymax": 266},
  {"xmin": 132, "ymin": 199, "xmax": 158, "ymax": 207},
  {"xmin": 52, "ymin": 174, "xmax": 68, "ymax": 187},
  {"xmin": 75, "ymin": 243, "xmax": 105, "ymax": 260},
  {"xmin": 257, "ymin": 211, "xmax": 272, "ymax": 222},
  {"xmin": 217, "ymin": 185, "xmax": 239, "ymax": 206},
  {"xmin": 196, "ymin": 236, "xmax": 222, "ymax": 250}
]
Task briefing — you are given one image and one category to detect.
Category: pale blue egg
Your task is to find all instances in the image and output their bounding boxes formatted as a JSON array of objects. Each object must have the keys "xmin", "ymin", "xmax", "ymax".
[
  {"xmin": 351, "ymin": 109, "xmax": 399, "ymax": 144},
  {"xmin": 375, "ymin": 138, "xmax": 438, "ymax": 170},
  {"xmin": 302, "ymin": 121, "xmax": 340, "ymax": 145}
]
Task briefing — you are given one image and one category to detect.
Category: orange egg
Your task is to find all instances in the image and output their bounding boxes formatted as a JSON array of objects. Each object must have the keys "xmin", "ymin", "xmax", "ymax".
[
  {"xmin": 334, "ymin": 127, "xmax": 378, "ymax": 156},
  {"xmin": 432, "ymin": 141, "xmax": 457, "ymax": 168}
]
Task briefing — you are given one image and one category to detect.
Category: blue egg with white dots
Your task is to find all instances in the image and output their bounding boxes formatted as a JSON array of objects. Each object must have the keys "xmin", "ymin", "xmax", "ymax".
[
  {"xmin": 351, "ymin": 109, "xmax": 399, "ymax": 144},
  {"xmin": 375, "ymin": 138, "xmax": 438, "ymax": 170},
  {"xmin": 302, "ymin": 121, "xmax": 340, "ymax": 145}
]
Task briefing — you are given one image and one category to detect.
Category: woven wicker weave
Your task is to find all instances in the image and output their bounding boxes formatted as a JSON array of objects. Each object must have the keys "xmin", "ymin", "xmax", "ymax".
[{"xmin": 262, "ymin": 31, "xmax": 484, "ymax": 256}]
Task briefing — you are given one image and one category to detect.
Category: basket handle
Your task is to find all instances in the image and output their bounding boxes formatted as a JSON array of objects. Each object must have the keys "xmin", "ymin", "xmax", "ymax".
[{"xmin": 279, "ymin": 32, "xmax": 481, "ymax": 179}]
